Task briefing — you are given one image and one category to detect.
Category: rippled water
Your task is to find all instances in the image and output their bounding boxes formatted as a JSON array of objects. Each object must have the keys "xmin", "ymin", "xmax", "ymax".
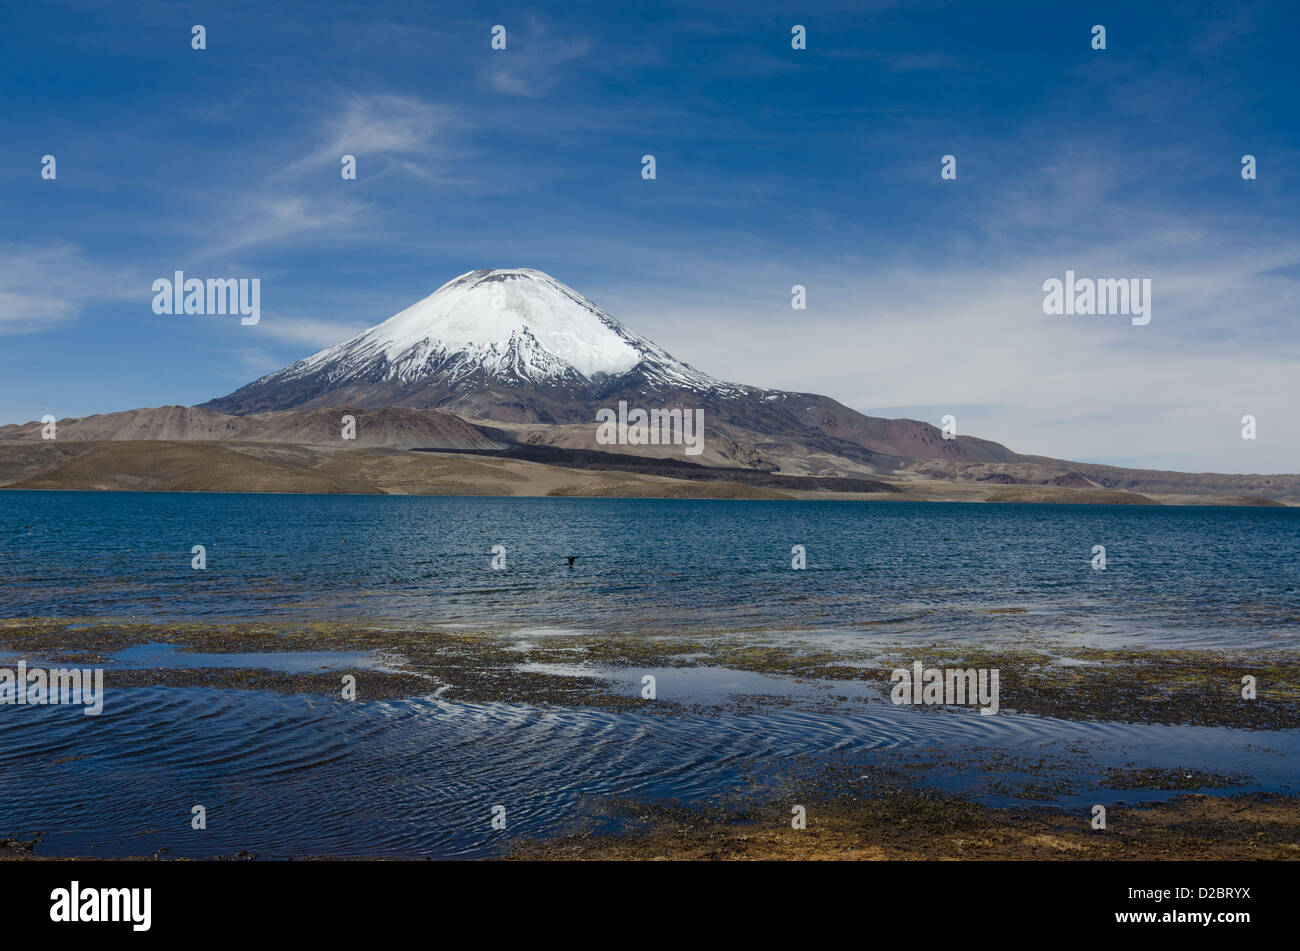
[
  {"xmin": 1, "ymin": 492, "xmax": 1297, "ymax": 857},
  {"xmin": 4, "ymin": 687, "xmax": 1297, "ymax": 858},
  {"xmin": 2, "ymin": 492, "xmax": 1298, "ymax": 648}
]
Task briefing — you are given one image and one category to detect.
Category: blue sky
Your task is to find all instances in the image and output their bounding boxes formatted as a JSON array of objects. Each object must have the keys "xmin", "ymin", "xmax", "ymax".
[{"xmin": 1, "ymin": 0, "xmax": 1297, "ymax": 471}]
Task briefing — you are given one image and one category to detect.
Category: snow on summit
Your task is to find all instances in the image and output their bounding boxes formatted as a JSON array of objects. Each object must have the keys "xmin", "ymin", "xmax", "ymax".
[
  {"xmin": 206, "ymin": 268, "xmax": 728, "ymax": 416},
  {"xmin": 364, "ymin": 268, "xmax": 642, "ymax": 378},
  {"xmin": 287, "ymin": 268, "xmax": 697, "ymax": 386}
]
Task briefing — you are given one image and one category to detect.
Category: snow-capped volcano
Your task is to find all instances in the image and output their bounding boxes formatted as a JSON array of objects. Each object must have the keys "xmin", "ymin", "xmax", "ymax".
[
  {"xmin": 202, "ymin": 267, "xmax": 1033, "ymax": 470},
  {"xmin": 212, "ymin": 269, "xmax": 718, "ymax": 417}
]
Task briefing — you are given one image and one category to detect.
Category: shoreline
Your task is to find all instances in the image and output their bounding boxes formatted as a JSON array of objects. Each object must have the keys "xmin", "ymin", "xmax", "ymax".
[
  {"xmin": 2, "ymin": 441, "xmax": 1296, "ymax": 505},
  {"xmin": 507, "ymin": 776, "xmax": 1300, "ymax": 862},
  {"xmin": 2, "ymin": 620, "xmax": 1297, "ymax": 728}
]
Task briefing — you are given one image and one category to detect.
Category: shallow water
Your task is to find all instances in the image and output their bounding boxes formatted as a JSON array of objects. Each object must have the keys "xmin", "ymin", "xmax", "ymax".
[
  {"xmin": 1, "ymin": 685, "xmax": 1295, "ymax": 858},
  {"xmin": 103, "ymin": 643, "xmax": 387, "ymax": 673}
]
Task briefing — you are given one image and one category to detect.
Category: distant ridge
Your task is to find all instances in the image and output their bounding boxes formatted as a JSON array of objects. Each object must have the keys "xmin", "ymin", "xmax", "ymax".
[{"xmin": 0, "ymin": 405, "xmax": 500, "ymax": 451}]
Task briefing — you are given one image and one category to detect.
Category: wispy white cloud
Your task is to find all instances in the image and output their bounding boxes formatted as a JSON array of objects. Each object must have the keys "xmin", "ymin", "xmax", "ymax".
[
  {"xmin": 251, "ymin": 314, "xmax": 369, "ymax": 350},
  {"xmin": 0, "ymin": 243, "xmax": 138, "ymax": 333},
  {"xmin": 197, "ymin": 193, "xmax": 373, "ymax": 260},
  {"xmin": 231, "ymin": 347, "xmax": 284, "ymax": 378},
  {"xmin": 281, "ymin": 93, "xmax": 463, "ymax": 178},
  {"xmin": 190, "ymin": 93, "xmax": 465, "ymax": 260},
  {"xmin": 480, "ymin": 17, "xmax": 591, "ymax": 97}
]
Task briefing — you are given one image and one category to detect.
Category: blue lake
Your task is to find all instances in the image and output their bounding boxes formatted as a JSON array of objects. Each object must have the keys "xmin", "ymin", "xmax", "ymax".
[
  {"xmin": 2, "ymin": 491, "xmax": 1297, "ymax": 649},
  {"xmin": 1, "ymin": 491, "xmax": 1297, "ymax": 857}
]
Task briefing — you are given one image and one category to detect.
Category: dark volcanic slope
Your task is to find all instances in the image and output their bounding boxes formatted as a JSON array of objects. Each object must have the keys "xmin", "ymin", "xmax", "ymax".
[
  {"xmin": 204, "ymin": 365, "xmax": 1024, "ymax": 473},
  {"xmin": 412, "ymin": 444, "xmax": 901, "ymax": 494}
]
